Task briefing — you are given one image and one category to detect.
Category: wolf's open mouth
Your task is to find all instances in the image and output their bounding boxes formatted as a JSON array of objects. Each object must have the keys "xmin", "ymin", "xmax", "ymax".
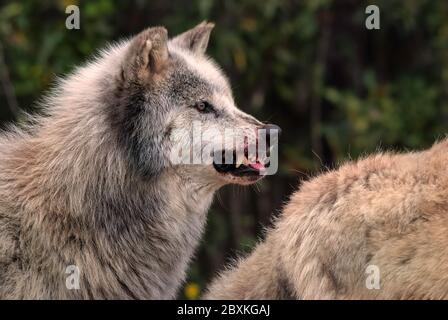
[{"xmin": 212, "ymin": 149, "xmax": 268, "ymax": 177}]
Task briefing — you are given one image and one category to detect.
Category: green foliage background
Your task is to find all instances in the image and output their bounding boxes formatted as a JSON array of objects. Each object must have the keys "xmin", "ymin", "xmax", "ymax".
[{"xmin": 1, "ymin": 0, "xmax": 447, "ymax": 298}]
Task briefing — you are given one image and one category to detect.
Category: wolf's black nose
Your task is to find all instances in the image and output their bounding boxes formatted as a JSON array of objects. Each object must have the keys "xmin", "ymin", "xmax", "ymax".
[{"xmin": 263, "ymin": 124, "xmax": 282, "ymax": 138}]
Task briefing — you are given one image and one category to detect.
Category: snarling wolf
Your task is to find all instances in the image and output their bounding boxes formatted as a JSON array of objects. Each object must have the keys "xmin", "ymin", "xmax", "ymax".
[
  {"xmin": 0, "ymin": 22, "xmax": 280, "ymax": 299},
  {"xmin": 206, "ymin": 139, "xmax": 448, "ymax": 299}
]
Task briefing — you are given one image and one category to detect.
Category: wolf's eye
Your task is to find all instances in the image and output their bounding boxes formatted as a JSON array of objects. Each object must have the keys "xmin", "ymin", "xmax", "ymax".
[{"xmin": 193, "ymin": 101, "xmax": 214, "ymax": 113}]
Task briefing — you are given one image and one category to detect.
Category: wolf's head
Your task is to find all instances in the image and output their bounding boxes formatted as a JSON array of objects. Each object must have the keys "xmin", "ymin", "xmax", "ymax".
[{"xmin": 107, "ymin": 22, "xmax": 280, "ymax": 186}]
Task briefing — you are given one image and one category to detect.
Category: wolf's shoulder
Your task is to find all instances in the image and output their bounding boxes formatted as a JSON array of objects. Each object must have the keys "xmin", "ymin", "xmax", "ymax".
[{"xmin": 284, "ymin": 139, "xmax": 448, "ymax": 222}]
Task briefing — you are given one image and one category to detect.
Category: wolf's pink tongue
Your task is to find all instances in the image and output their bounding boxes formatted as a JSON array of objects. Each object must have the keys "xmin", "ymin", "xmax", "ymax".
[{"xmin": 249, "ymin": 161, "xmax": 265, "ymax": 171}]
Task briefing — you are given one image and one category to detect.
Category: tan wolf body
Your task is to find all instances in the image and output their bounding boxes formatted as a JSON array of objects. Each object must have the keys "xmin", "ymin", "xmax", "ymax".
[{"xmin": 206, "ymin": 139, "xmax": 448, "ymax": 299}]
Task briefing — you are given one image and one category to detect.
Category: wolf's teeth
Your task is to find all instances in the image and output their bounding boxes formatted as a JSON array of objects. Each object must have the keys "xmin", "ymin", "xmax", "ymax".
[{"xmin": 235, "ymin": 156, "xmax": 244, "ymax": 168}]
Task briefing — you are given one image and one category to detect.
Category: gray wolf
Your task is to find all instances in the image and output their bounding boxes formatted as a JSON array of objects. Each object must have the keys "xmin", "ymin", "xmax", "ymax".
[
  {"xmin": 205, "ymin": 139, "xmax": 448, "ymax": 299},
  {"xmin": 0, "ymin": 22, "xmax": 279, "ymax": 299}
]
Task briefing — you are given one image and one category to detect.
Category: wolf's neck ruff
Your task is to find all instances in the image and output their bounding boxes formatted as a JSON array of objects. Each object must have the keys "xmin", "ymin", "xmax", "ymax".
[{"xmin": 0, "ymin": 85, "xmax": 217, "ymax": 299}]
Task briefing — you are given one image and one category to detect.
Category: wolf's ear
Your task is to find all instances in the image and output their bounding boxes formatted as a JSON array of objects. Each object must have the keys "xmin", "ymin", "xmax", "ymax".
[
  {"xmin": 122, "ymin": 27, "xmax": 169, "ymax": 83},
  {"xmin": 171, "ymin": 21, "xmax": 214, "ymax": 54}
]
